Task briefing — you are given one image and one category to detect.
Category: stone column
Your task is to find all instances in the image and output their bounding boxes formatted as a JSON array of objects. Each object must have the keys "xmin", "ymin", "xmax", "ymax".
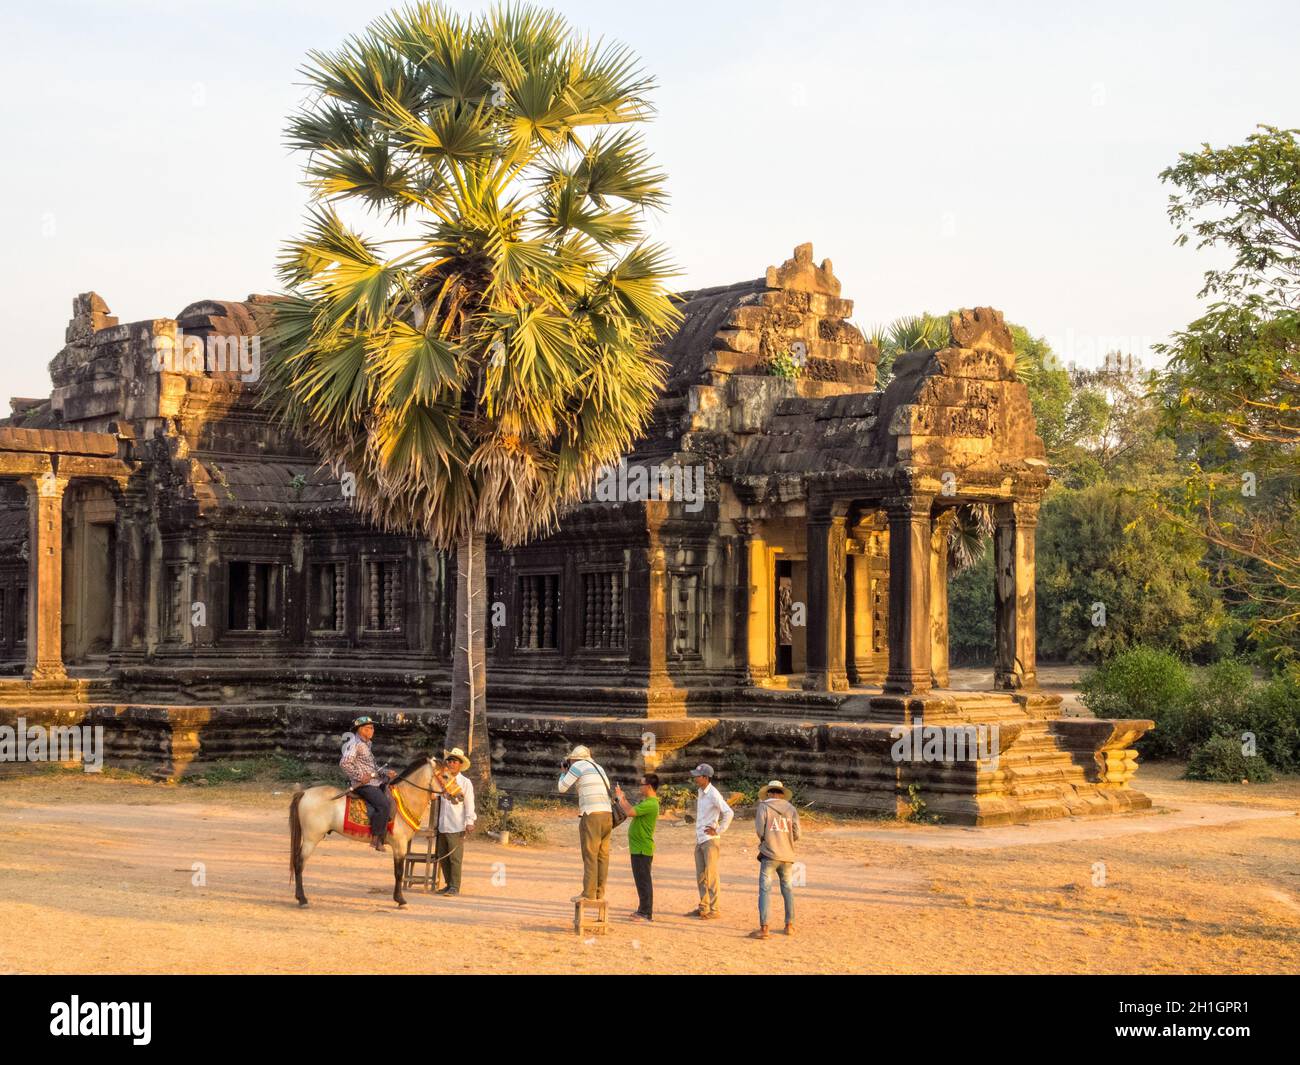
[
  {"xmin": 116, "ymin": 488, "xmax": 148, "ymax": 655},
  {"xmin": 994, "ymin": 499, "xmax": 1039, "ymax": 690},
  {"xmin": 846, "ymin": 548, "xmax": 873, "ymax": 686},
  {"xmin": 628, "ymin": 502, "xmax": 671, "ymax": 689},
  {"xmin": 736, "ymin": 521, "xmax": 771, "ymax": 686},
  {"xmin": 930, "ymin": 510, "xmax": 954, "ymax": 689},
  {"xmin": 24, "ymin": 472, "xmax": 68, "ymax": 681},
  {"xmin": 804, "ymin": 507, "xmax": 848, "ymax": 691},
  {"xmin": 884, "ymin": 494, "xmax": 934, "ymax": 694}
]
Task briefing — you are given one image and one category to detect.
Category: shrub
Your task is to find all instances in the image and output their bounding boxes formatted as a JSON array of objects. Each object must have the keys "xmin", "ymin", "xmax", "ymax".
[
  {"xmin": 1184, "ymin": 734, "xmax": 1274, "ymax": 783},
  {"xmin": 478, "ymin": 783, "xmax": 547, "ymax": 845},
  {"xmin": 1244, "ymin": 672, "xmax": 1300, "ymax": 773},
  {"xmin": 1081, "ymin": 646, "xmax": 1194, "ymax": 757},
  {"xmin": 656, "ymin": 783, "xmax": 695, "ymax": 812}
]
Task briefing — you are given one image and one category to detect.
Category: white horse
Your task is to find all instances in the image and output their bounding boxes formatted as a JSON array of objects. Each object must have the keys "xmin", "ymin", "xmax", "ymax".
[{"xmin": 289, "ymin": 754, "xmax": 464, "ymax": 908}]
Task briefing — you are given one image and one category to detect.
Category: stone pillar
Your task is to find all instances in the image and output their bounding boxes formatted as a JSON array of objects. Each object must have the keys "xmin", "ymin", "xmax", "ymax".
[
  {"xmin": 930, "ymin": 510, "xmax": 954, "ymax": 689},
  {"xmin": 737, "ymin": 521, "xmax": 771, "ymax": 686},
  {"xmin": 116, "ymin": 489, "xmax": 148, "ymax": 655},
  {"xmin": 24, "ymin": 473, "xmax": 68, "ymax": 681},
  {"xmin": 846, "ymin": 548, "xmax": 873, "ymax": 685},
  {"xmin": 804, "ymin": 507, "xmax": 848, "ymax": 691},
  {"xmin": 628, "ymin": 502, "xmax": 671, "ymax": 689},
  {"xmin": 884, "ymin": 494, "xmax": 934, "ymax": 694},
  {"xmin": 191, "ymin": 529, "xmax": 218, "ymax": 649},
  {"xmin": 994, "ymin": 499, "xmax": 1039, "ymax": 690}
]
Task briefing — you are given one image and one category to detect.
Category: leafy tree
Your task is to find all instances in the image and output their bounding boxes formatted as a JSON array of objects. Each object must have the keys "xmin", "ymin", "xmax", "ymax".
[
  {"xmin": 1010, "ymin": 326, "xmax": 1071, "ymax": 465},
  {"xmin": 1055, "ymin": 358, "xmax": 1177, "ymax": 488},
  {"xmin": 1155, "ymin": 125, "xmax": 1300, "ymax": 666},
  {"xmin": 1036, "ymin": 483, "xmax": 1230, "ymax": 662},
  {"xmin": 262, "ymin": 2, "xmax": 679, "ymax": 785}
]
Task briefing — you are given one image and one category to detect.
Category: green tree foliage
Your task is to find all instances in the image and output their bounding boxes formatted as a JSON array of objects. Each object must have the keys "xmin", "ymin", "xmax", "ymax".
[
  {"xmin": 865, "ymin": 313, "xmax": 949, "ymax": 388},
  {"xmin": 1155, "ymin": 125, "xmax": 1300, "ymax": 666},
  {"xmin": 1080, "ymin": 647, "xmax": 1300, "ymax": 773},
  {"xmin": 1036, "ymin": 483, "xmax": 1230, "ymax": 662}
]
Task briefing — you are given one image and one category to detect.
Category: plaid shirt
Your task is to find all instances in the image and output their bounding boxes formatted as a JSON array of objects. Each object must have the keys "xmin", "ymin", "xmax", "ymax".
[{"xmin": 340, "ymin": 734, "xmax": 381, "ymax": 786}]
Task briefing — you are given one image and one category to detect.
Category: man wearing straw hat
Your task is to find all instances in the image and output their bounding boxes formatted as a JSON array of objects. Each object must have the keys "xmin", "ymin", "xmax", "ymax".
[
  {"xmin": 433, "ymin": 747, "xmax": 476, "ymax": 896},
  {"xmin": 751, "ymin": 780, "xmax": 800, "ymax": 940}
]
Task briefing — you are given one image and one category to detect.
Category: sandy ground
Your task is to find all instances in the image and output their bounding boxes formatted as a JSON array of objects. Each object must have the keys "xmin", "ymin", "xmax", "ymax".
[{"xmin": 1, "ymin": 763, "xmax": 1297, "ymax": 974}]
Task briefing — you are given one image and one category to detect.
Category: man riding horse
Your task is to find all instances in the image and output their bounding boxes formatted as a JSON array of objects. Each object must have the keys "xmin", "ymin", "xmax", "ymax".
[{"xmin": 340, "ymin": 717, "xmax": 395, "ymax": 850}]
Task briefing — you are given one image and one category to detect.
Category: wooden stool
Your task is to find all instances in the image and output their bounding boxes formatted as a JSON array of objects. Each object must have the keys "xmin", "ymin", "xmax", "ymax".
[
  {"xmin": 573, "ymin": 897, "xmax": 608, "ymax": 936},
  {"xmin": 402, "ymin": 826, "xmax": 437, "ymax": 891}
]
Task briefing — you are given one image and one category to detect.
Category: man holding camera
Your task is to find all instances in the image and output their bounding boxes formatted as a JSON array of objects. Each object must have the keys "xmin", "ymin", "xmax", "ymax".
[{"xmin": 557, "ymin": 744, "xmax": 613, "ymax": 902}]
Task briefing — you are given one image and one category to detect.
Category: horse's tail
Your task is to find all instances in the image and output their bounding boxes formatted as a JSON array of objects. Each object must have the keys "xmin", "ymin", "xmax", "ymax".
[{"xmin": 289, "ymin": 791, "xmax": 305, "ymax": 881}]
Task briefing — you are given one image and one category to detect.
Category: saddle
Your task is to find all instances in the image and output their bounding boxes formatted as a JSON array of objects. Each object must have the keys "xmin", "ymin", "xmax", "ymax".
[{"xmin": 341, "ymin": 782, "xmax": 422, "ymax": 838}]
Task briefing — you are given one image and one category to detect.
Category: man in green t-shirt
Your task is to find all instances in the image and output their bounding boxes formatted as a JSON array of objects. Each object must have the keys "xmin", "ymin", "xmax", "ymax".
[{"xmin": 613, "ymin": 773, "xmax": 660, "ymax": 921}]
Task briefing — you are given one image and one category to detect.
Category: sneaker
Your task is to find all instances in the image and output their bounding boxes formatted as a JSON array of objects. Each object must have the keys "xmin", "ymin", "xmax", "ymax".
[{"xmin": 749, "ymin": 927, "xmax": 770, "ymax": 940}]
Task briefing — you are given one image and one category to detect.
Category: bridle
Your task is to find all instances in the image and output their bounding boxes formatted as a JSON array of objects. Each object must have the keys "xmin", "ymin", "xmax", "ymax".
[{"xmin": 391, "ymin": 757, "xmax": 464, "ymax": 802}]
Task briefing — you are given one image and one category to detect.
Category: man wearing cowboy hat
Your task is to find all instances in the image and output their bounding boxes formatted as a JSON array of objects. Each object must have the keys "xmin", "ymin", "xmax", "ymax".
[
  {"xmin": 340, "ymin": 716, "xmax": 396, "ymax": 851},
  {"xmin": 557, "ymin": 744, "xmax": 613, "ymax": 902},
  {"xmin": 751, "ymin": 780, "xmax": 801, "ymax": 939},
  {"xmin": 433, "ymin": 747, "xmax": 476, "ymax": 896}
]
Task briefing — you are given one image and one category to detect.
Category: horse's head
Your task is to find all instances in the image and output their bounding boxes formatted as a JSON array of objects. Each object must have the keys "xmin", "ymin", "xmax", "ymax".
[{"xmin": 429, "ymin": 757, "xmax": 465, "ymax": 804}]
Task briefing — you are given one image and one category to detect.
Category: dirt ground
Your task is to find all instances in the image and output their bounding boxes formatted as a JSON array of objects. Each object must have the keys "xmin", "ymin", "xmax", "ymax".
[{"xmin": 1, "ymin": 764, "xmax": 1297, "ymax": 974}]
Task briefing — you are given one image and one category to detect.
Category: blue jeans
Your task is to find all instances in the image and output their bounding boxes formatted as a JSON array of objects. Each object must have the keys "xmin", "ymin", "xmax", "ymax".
[{"xmin": 758, "ymin": 858, "xmax": 794, "ymax": 927}]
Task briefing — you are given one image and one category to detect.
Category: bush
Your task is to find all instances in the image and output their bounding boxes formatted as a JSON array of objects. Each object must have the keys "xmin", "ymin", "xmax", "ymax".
[
  {"xmin": 478, "ymin": 782, "xmax": 547, "ymax": 845},
  {"xmin": 1184, "ymin": 735, "xmax": 1274, "ymax": 783},
  {"xmin": 656, "ymin": 783, "xmax": 695, "ymax": 812},
  {"xmin": 1081, "ymin": 646, "xmax": 1194, "ymax": 757},
  {"xmin": 1084, "ymin": 649, "xmax": 1300, "ymax": 771},
  {"xmin": 1244, "ymin": 672, "xmax": 1300, "ymax": 773}
]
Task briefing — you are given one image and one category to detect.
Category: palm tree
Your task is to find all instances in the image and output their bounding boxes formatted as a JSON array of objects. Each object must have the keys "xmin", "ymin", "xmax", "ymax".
[
  {"xmin": 865, "ymin": 312, "xmax": 950, "ymax": 387},
  {"xmin": 261, "ymin": 2, "xmax": 679, "ymax": 787}
]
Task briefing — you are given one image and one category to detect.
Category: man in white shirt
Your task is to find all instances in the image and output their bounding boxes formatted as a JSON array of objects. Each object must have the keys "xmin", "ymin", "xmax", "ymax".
[
  {"xmin": 434, "ymin": 748, "xmax": 476, "ymax": 896},
  {"xmin": 685, "ymin": 763, "xmax": 733, "ymax": 919}
]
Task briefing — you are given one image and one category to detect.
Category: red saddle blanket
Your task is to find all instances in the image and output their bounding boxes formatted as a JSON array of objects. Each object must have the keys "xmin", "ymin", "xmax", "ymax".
[{"xmin": 341, "ymin": 790, "xmax": 421, "ymax": 838}]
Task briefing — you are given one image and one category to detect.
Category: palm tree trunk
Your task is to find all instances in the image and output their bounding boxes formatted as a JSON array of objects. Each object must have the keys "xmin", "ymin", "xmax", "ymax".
[{"xmin": 445, "ymin": 529, "xmax": 490, "ymax": 791}]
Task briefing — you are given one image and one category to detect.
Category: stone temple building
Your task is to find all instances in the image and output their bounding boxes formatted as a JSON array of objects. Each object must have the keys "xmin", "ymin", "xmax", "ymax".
[{"xmin": 0, "ymin": 244, "xmax": 1152, "ymax": 824}]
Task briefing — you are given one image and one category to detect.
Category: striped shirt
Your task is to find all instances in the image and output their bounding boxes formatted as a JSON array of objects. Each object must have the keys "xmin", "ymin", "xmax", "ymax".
[
  {"xmin": 340, "ymin": 734, "xmax": 381, "ymax": 786},
  {"xmin": 557, "ymin": 759, "xmax": 613, "ymax": 815}
]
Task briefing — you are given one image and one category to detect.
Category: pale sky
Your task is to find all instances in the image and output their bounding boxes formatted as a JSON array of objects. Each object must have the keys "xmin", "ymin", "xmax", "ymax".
[{"xmin": 1, "ymin": 0, "xmax": 1295, "ymax": 402}]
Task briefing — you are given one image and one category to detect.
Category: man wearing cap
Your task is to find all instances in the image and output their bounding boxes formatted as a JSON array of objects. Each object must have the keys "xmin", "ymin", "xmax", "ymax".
[
  {"xmin": 433, "ymin": 747, "xmax": 476, "ymax": 896},
  {"xmin": 340, "ymin": 717, "xmax": 396, "ymax": 851},
  {"xmin": 751, "ymin": 780, "xmax": 801, "ymax": 939},
  {"xmin": 557, "ymin": 744, "xmax": 614, "ymax": 902},
  {"xmin": 685, "ymin": 763, "xmax": 733, "ymax": 919}
]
